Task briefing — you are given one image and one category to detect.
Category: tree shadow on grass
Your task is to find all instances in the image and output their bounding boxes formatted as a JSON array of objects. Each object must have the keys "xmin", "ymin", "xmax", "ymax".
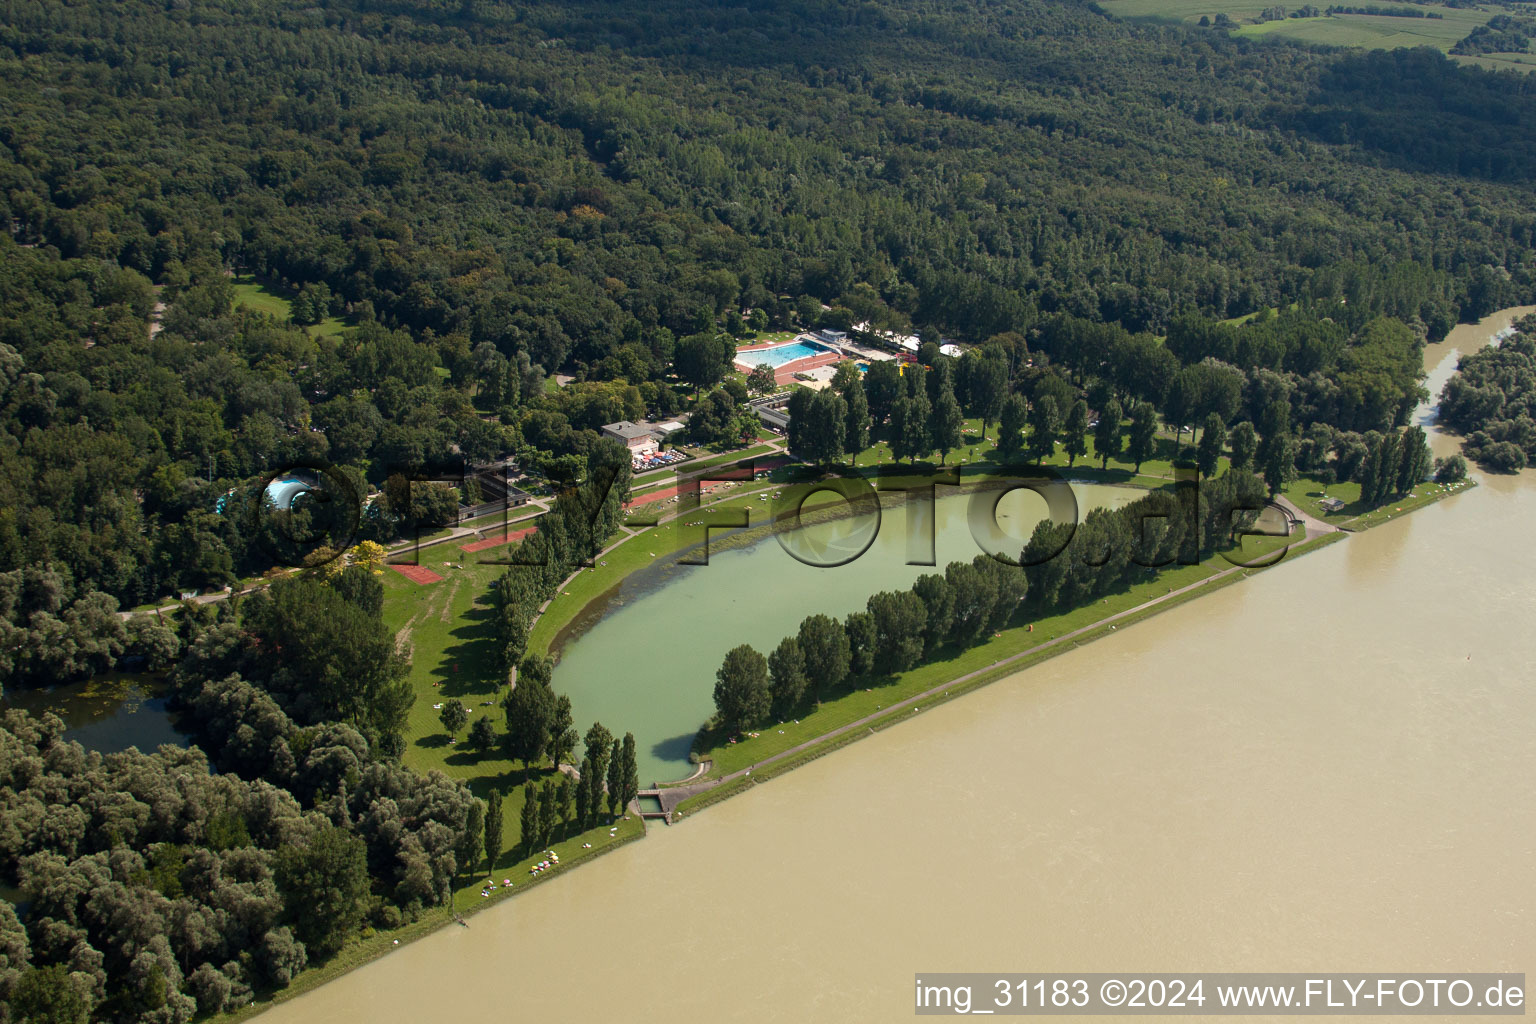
[
  {"xmin": 430, "ymin": 602, "xmax": 504, "ymax": 699},
  {"xmin": 459, "ymin": 765, "xmax": 563, "ymax": 801},
  {"xmin": 444, "ymin": 744, "xmax": 504, "ymax": 769}
]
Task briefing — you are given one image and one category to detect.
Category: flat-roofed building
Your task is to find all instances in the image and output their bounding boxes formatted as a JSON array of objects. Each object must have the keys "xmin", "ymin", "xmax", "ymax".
[{"xmin": 601, "ymin": 420, "xmax": 658, "ymax": 457}]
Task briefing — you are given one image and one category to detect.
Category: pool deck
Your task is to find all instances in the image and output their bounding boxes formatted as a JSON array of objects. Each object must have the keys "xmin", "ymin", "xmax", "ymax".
[{"xmin": 735, "ymin": 338, "xmax": 844, "ymax": 384}]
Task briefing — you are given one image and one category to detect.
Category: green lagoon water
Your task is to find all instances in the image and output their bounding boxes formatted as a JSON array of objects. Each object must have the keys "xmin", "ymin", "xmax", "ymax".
[
  {"xmin": 551, "ymin": 482, "xmax": 1136, "ymax": 784},
  {"xmin": 0, "ymin": 672, "xmax": 185, "ymax": 754}
]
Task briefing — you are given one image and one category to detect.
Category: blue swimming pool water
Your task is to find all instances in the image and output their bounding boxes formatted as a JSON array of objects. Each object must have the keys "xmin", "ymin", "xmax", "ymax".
[{"xmin": 738, "ymin": 341, "xmax": 828, "ymax": 368}]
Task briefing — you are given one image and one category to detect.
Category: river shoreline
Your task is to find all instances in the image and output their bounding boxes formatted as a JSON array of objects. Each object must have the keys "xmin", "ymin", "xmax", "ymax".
[
  {"xmin": 230, "ymin": 486, "xmax": 1397, "ymax": 1024},
  {"xmin": 239, "ymin": 311, "xmax": 1518, "ymax": 1024}
]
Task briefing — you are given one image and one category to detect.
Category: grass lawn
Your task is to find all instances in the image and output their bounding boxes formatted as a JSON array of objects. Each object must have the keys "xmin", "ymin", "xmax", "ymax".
[
  {"xmin": 383, "ymin": 526, "xmax": 459, "ymax": 558},
  {"xmin": 382, "ymin": 559, "xmax": 512, "ymax": 781},
  {"xmin": 666, "ymin": 443, "xmax": 780, "ymax": 474},
  {"xmin": 378, "ymin": 561, "xmax": 648, "ymax": 905},
  {"xmin": 457, "ymin": 508, "xmax": 543, "ymax": 532},
  {"xmin": 1219, "ymin": 302, "xmax": 1305, "ymax": 326},
  {"xmin": 740, "ymin": 330, "xmax": 800, "ymax": 345},
  {"xmin": 851, "ymin": 416, "xmax": 1194, "ymax": 488},
  {"xmin": 232, "ymin": 275, "xmax": 349, "ymax": 337},
  {"xmin": 231, "ymin": 278, "xmax": 292, "ymax": 319},
  {"xmin": 1282, "ymin": 473, "xmax": 1475, "ymax": 530}
]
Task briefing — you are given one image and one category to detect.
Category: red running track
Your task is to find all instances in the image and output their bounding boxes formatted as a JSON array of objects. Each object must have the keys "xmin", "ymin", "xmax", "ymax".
[
  {"xmin": 460, "ymin": 526, "xmax": 538, "ymax": 553},
  {"xmin": 387, "ymin": 563, "xmax": 444, "ymax": 585}
]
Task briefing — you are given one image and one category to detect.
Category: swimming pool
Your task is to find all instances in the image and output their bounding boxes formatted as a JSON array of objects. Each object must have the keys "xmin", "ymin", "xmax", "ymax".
[
  {"xmin": 264, "ymin": 476, "xmax": 314, "ymax": 511},
  {"xmin": 738, "ymin": 340, "xmax": 829, "ymax": 368}
]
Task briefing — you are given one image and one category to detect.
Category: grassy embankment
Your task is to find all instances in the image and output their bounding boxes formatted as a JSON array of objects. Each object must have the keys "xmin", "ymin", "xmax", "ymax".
[
  {"xmin": 1281, "ymin": 474, "xmax": 1476, "ymax": 531},
  {"xmin": 666, "ymin": 469, "xmax": 1478, "ymax": 811}
]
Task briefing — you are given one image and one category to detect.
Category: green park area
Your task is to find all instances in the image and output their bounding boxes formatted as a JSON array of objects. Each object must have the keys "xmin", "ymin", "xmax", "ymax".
[
  {"xmin": 368, "ymin": 341, "xmax": 1468, "ymax": 894},
  {"xmin": 1282, "ymin": 472, "xmax": 1475, "ymax": 529},
  {"xmin": 232, "ymin": 274, "xmax": 351, "ymax": 337},
  {"xmin": 376, "ymin": 554, "xmax": 645, "ymax": 918}
]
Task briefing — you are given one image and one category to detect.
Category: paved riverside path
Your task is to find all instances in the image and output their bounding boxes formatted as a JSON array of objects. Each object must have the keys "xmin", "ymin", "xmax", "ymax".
[
  {"xmin": 1273, "ymin": 494, "xmax": 1340, "ymax": 537},
  {"xmin": 653, "ymin": 529, "xmax": 1335, "ymax": 813}
]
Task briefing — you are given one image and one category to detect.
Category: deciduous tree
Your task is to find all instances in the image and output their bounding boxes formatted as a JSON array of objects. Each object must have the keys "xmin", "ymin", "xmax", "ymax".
[
  {"xmin": 796, "ymin": 614, "xmax": 851, "ymax": 701},
  {"xmin": 439, "ymin": 699, "xmax": 468, "ymax": 739},
  {"xmin": 712, "ymin": 644, "xmax": 770, "ymax": 735},
  {"xmin": 1197, "ymin": 413, "xmax": 1227, "ymax": 477},
  {"xmin": 1062, "ymin": 400, "xmax": 1089, "ymax": 467},
  {"xmin": 274, "ymin": 825, "xmax": 370, "ymax": 959}
]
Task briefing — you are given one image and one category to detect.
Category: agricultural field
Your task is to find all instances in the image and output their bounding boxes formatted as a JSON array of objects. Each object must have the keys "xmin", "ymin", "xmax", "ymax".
[
  {"xmin": 1454, "ymin": 47, "xmax": 1536, "ymax": 69},
  {"xmin": 1102, "ymin": 0, "xmax": 1496, "ymax": 55},
  {"xmin": 1234, "ymin": 9, "xmax": 1489, "ymax": 52},
  {"xmin": 1100, "ymin": 0, "xmax": 1276, "ymax": 22}
]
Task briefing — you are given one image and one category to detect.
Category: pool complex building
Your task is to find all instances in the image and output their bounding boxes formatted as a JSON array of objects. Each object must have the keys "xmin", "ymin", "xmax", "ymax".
[{"xmin": 734, "ymin": 332, "xmax": 848, "ymax": 383}]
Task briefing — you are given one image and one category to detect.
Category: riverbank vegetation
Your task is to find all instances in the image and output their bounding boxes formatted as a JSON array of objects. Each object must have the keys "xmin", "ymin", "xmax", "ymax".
[
  {"xmin": 0, "ymin": 573, "xmax": 484, "ymax": 1023},
  {"xmin": 1436, "ymin": 315, "xmax": 1536, "ymax": 470},
  {"xmin": 704, "ymin": 473, "xmax": 1266, "ymax": 738},
  {"xmin": 0, "ymin": 548, "xmax": 655, "ymax": 1023}
]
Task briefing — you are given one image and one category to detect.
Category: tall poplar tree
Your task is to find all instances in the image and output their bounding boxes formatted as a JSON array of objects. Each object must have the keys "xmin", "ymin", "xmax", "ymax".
[
  {"xmin": 1062, "ymin": 399, "xmax": 1089, "ymax": 466},
  {"xmin": 1095, "ymin": 397, "xmax": 1123, "ymax": 468},
  {"xmin": 483, "ymin": 791, "xmax": 502, "ymax": 875}
]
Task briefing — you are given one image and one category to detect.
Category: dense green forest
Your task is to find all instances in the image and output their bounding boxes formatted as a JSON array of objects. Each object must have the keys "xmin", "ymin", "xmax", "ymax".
[
  {"xmin": 4, "ymin": 0, "xmax": 1536, "ymax": 617},
  {"xmin": 0, "ymin": 565, "xmax": 488, "ymax": 1023}
]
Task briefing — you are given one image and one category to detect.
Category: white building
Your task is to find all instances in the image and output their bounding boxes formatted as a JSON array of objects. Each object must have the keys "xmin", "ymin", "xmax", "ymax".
[{"xmin": 601, "ymin": 421, "xmax": 658, "ymax": 457}]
